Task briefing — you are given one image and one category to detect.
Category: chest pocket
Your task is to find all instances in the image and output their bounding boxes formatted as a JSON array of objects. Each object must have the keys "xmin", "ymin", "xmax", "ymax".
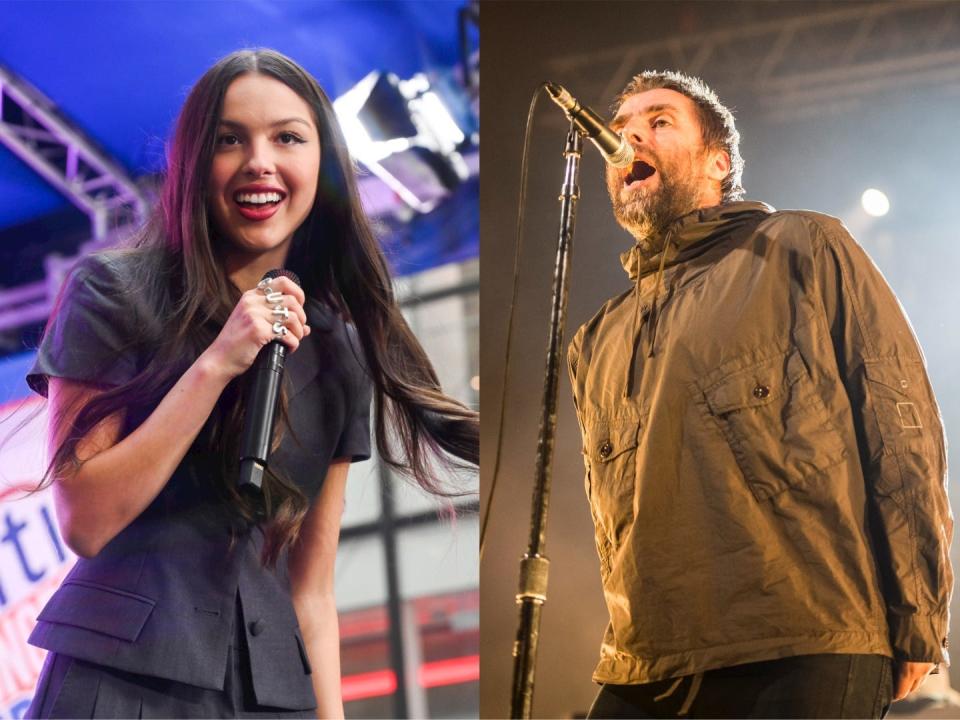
[
  {"xmin": 583, "ymin": 415, "xmax": 640, "ymax": 580},
  {"xmin": 701, "ymin": 348, "xmax": 847, "ymax": 501}
]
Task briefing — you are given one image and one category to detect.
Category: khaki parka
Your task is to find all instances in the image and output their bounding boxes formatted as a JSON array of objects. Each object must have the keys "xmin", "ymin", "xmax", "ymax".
[{"xmin": 567, "ymin": 201, "xmax": 952, "ymax": 685}]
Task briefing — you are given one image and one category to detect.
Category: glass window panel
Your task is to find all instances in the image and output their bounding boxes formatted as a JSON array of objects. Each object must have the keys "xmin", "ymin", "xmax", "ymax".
[
  {"xmin": 406, "ymin": 589, "xmax": 480, "ymax": 718},
  {"xmin": 340, "ymin": 602, "xmax": 395, "ymax": 719},
  {"xmin": 339, "ymin": 590, "xmax": 480, "ymax": 720},
  {"xmin": 336, "ymin": 535, "xmax": 387, "ymax": 612},
  {"xmin": 344, "ymin": 692, "xmax": 395, "ymax": 720},
  {"xmin": 389, "ymin": 475, "xmax": 446, "ymax": 516},
  {"xmin": 398, "ymin": 260, "xmax": 478, "ymax": 409},
  {"xmin": 425, "ymin": 683, "xmax": 479, "ymax": 720},
  {"xmin": 391, "ymin": 259, "xmax": 479, "ymax": 514},
  {"xmin": 387, "ymin": 477, "xmax": 476, "ymax": 518},
  {"xmin": 396, "ymin": 516, "xmax": 478, "ymax": 600},
  {"xmin": 343, "ymin": 452, "xmax": 381, "ymax": 527},
  {"xmin": 337, "ymin": 257, "xmax": 479, "ymax": 719}
]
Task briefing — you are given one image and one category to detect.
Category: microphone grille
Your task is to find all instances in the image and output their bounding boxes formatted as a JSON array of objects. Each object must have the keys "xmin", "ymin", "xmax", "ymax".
[
  {"xmin": 607, "ymin": 141, "xmax": 635, "ymax": 169},
  {"xmin": 262, "ymin": 268, "xmax": 301, "ymax": 287}
]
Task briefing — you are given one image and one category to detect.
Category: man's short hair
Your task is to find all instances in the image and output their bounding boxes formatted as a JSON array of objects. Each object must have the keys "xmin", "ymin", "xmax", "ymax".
[{"xmin": 613, "ymin": 70, "xmax": 745, "ymax": 202}]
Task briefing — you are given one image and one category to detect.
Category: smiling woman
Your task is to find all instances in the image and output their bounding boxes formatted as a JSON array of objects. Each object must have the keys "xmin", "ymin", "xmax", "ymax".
[
  {"xmin": 208, "ymin": 75, "xmax": 321, "ymax": 286},
  {"xmin": 21, "ymin": 48, "xmax": 478, "ymax": 719}
]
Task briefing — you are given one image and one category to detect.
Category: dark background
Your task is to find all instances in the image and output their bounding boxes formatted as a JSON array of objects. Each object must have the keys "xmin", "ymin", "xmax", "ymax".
[{"xmin": 480, "ymin": 2, "xmax": 960, "ymax": 717}]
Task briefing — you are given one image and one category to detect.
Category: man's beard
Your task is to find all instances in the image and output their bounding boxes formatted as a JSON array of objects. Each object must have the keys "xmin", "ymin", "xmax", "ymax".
[{"xmin": 608, "ymin": 161, "xmax": 704, "ymax": 256}]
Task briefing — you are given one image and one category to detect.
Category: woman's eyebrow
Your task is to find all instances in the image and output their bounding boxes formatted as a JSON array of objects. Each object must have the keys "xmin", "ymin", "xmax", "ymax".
[{"xmin": 218, "ymin": 117, "xmax": 313, "ymax": 129}]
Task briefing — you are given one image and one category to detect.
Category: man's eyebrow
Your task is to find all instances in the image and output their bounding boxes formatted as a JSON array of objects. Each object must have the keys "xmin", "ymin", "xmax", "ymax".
[
  {"xmin": 610, "ymin": 103, "xmax": 680, "ymax": 128},
  {"xmin": 218, "ymin": 117, "xmax": 313, "ymax": 129}
]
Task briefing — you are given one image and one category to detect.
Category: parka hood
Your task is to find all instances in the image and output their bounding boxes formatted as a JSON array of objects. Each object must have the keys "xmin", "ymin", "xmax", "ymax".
[{"xmin": 620, "ymin": 200, "xmax": 776, "ymax": 283}]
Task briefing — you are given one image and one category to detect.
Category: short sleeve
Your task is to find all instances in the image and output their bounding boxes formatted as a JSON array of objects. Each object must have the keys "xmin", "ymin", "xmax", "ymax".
[
  {"xmin": 333, "ymin": 325, "xmax": 373, "ymax": 463},
  {"xmin": 26, "ymin": 254, "xmax": 140, "ymax": 398}
]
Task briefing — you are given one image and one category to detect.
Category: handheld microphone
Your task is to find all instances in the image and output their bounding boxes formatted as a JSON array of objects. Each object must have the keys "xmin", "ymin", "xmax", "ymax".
[
  {"xmin": 545, "ymin": 82, "xmax": 634, "ymax": 168},
  {"xmin": 238, "ymin": 268, "xmax": 301, "ymax": 492}
]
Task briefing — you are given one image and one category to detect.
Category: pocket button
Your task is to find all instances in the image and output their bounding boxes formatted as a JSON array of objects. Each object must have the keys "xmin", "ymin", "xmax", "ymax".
[
  {"xmin": 752, "ymin": 384, "xmax": 770, "ymax": 399},
  {"xmin": 598, "ymin": 440, "xmax": 613, "ymax": 459}
]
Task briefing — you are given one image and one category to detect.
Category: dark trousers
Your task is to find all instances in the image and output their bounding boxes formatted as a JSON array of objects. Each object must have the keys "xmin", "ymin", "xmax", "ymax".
[{"xmin": 587, "ymin": 653, "xmax": 893, "ymax": 719}]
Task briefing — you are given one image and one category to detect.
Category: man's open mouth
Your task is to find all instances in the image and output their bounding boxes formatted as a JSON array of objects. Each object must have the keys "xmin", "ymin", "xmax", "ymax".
[{"xmin": 625, "ymin": 160, "xmax": 656, "ymax": 186}]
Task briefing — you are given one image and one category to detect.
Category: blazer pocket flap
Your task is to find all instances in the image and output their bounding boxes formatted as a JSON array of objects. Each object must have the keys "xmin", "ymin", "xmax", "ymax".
[
  {"xmin": 37, "ymin": 580, "xmax": 156, "ymax": 642},
  {"xmin": 705, "ymin": 351, "xmax": 804, "ymax": 415},
  {"xmin": 586, "ymin": 419, "xmax": 639, "ymax": 463}
]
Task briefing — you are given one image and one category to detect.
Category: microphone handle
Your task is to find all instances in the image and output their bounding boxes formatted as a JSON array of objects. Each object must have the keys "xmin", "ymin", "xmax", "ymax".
[{"xmin": 238, "ymin": 341, "xmax": 286, "ymax": 491}]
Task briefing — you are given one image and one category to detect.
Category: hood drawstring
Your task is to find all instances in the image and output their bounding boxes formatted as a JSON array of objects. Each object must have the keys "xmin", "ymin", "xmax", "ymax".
[
  {"xmin": 653, "ymin": 672, "xmax": 704, "ymax": 717},
  {"xmin": 620, "ymin": 236, "xmax": 673, "ymax": 397},
  {"xmin": 646, "ymin": 238, "xmax": 673, "ymax": 359},
  {"xmin": 622, "ymin": 258, "xmax": 643, "ymax": 398}
]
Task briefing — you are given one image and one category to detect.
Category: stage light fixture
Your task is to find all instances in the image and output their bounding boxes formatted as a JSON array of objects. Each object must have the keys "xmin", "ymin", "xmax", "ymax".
[{"xmin": 334, "ymin": 71, "xmax": 473, "ymax": 214}]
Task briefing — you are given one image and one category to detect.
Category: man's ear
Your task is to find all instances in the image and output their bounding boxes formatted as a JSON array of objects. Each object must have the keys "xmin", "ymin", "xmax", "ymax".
[{"xmin": 706, "ymin": 147, "xmax": 730, "ymax": 183}]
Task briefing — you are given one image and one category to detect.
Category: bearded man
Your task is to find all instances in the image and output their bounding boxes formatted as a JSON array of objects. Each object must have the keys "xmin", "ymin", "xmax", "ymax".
[{"xmin": 566, "ymin": 70, "xmax": 952, "ymax": 719}]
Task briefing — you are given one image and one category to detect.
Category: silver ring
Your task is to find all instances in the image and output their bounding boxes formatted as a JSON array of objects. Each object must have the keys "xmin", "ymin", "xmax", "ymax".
[
  {"xmin": 265, "ymin": 290, "xmax": 283, "ymax": 304},
  {"xmin": 272, "ymin": 321, "xmax": 288, "ymax": 336},
  {"xmin": 272, "ymin": 306, "xmax": 290, "ymax": 320},
  {"xmin": 256, "ymin": 278, "xmax": 273, "ymax": 293}
]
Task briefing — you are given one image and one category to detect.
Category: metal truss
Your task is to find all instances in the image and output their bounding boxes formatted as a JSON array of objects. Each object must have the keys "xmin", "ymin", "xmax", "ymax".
[
  {"xmin": 548, "ymin": 1, "xmax": 960, "ymax": 121},
  {"xmin": 0, "ymin": 230, "xmax": 129, "ymax": 338},
  {"xmin": 0, "ymin": 64, "xmax": 152, "ymax": 338},
  {"xmin": 0, "ymin": 64, "xmax": 149, "ymax": 239}
]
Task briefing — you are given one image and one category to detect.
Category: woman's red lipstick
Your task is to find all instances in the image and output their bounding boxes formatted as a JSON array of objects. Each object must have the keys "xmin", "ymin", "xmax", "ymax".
[{"xmin": 235, "ymin": 197, "xmax": 284, "ymax": 221}]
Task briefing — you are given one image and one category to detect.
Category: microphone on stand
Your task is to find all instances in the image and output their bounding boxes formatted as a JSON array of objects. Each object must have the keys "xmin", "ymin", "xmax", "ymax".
[
  {"xmin": 238, "ymin": 268, "xmax": 301, "ymax": 493},
  {"xmin": 545, "ymin": 82, "xmax": 634, "ymax": 168}
]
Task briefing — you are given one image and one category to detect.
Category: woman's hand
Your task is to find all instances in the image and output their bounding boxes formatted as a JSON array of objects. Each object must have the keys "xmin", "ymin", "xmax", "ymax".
[
  {"xmin": 47, "ymin": 279, "xmax": 311, "ymax": 557},
  {"xmin": 203, "ymin": 275, "xmax": 311, "ymax": 379}
]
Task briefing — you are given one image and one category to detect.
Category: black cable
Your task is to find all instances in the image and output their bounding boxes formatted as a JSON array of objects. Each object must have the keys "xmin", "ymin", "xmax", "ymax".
[{"xmin": 480, "ymin": 83, "xmax": 548, "ymax": 560}]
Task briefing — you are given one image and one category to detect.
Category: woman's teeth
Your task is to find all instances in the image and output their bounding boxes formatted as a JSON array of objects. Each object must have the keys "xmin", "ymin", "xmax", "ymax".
[{"xmin": 235, "ymin": 192, "xmax": 283, "ymax": 205}]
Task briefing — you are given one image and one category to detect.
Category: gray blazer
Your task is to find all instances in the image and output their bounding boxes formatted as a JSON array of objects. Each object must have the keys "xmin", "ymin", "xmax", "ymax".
[{"xmin": 25, "ymin": 253, "xmax": 372, "ymax": 711}]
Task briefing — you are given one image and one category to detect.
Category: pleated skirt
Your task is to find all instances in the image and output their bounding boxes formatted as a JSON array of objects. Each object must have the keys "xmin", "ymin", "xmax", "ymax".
[{"xmin": 25, "ymin": 591, "xmax": 316, "ymax": 719}]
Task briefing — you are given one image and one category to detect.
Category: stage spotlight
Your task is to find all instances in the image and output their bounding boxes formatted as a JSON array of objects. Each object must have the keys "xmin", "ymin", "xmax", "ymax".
[
  {"xmin": 334, "ymin": 70, "xmax": 473, "ymax": 214},
  {"xmin": 861, "ymin": 188, "xmax": 890, "ymax": 217}
]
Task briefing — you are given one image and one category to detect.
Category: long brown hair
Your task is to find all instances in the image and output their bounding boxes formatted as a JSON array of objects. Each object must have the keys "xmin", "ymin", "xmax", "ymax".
[{"xmin": 36, "ymin": 48, "xmax": 479, "ymax": 566}]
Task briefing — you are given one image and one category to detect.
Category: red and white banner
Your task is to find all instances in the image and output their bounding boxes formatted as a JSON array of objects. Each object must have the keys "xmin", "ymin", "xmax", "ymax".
[{"xmin": 0, "ymin": 398, "xmax": 75, "ymax": 719}]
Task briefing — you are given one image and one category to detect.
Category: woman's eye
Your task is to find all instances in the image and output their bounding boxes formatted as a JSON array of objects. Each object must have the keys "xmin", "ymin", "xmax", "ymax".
[
  {"xmin": 215, "ymin": 132, "xmax": 305, "ymax": 146},
  {"xmin": 652, "ymin": 118, "xmax": 671, "ymax": 128}
]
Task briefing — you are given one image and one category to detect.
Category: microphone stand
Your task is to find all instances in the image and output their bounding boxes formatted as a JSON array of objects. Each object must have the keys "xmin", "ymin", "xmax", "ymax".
[{"xmin": 509, "ymin": 122, "xmax": 582, "ymax": 719}]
